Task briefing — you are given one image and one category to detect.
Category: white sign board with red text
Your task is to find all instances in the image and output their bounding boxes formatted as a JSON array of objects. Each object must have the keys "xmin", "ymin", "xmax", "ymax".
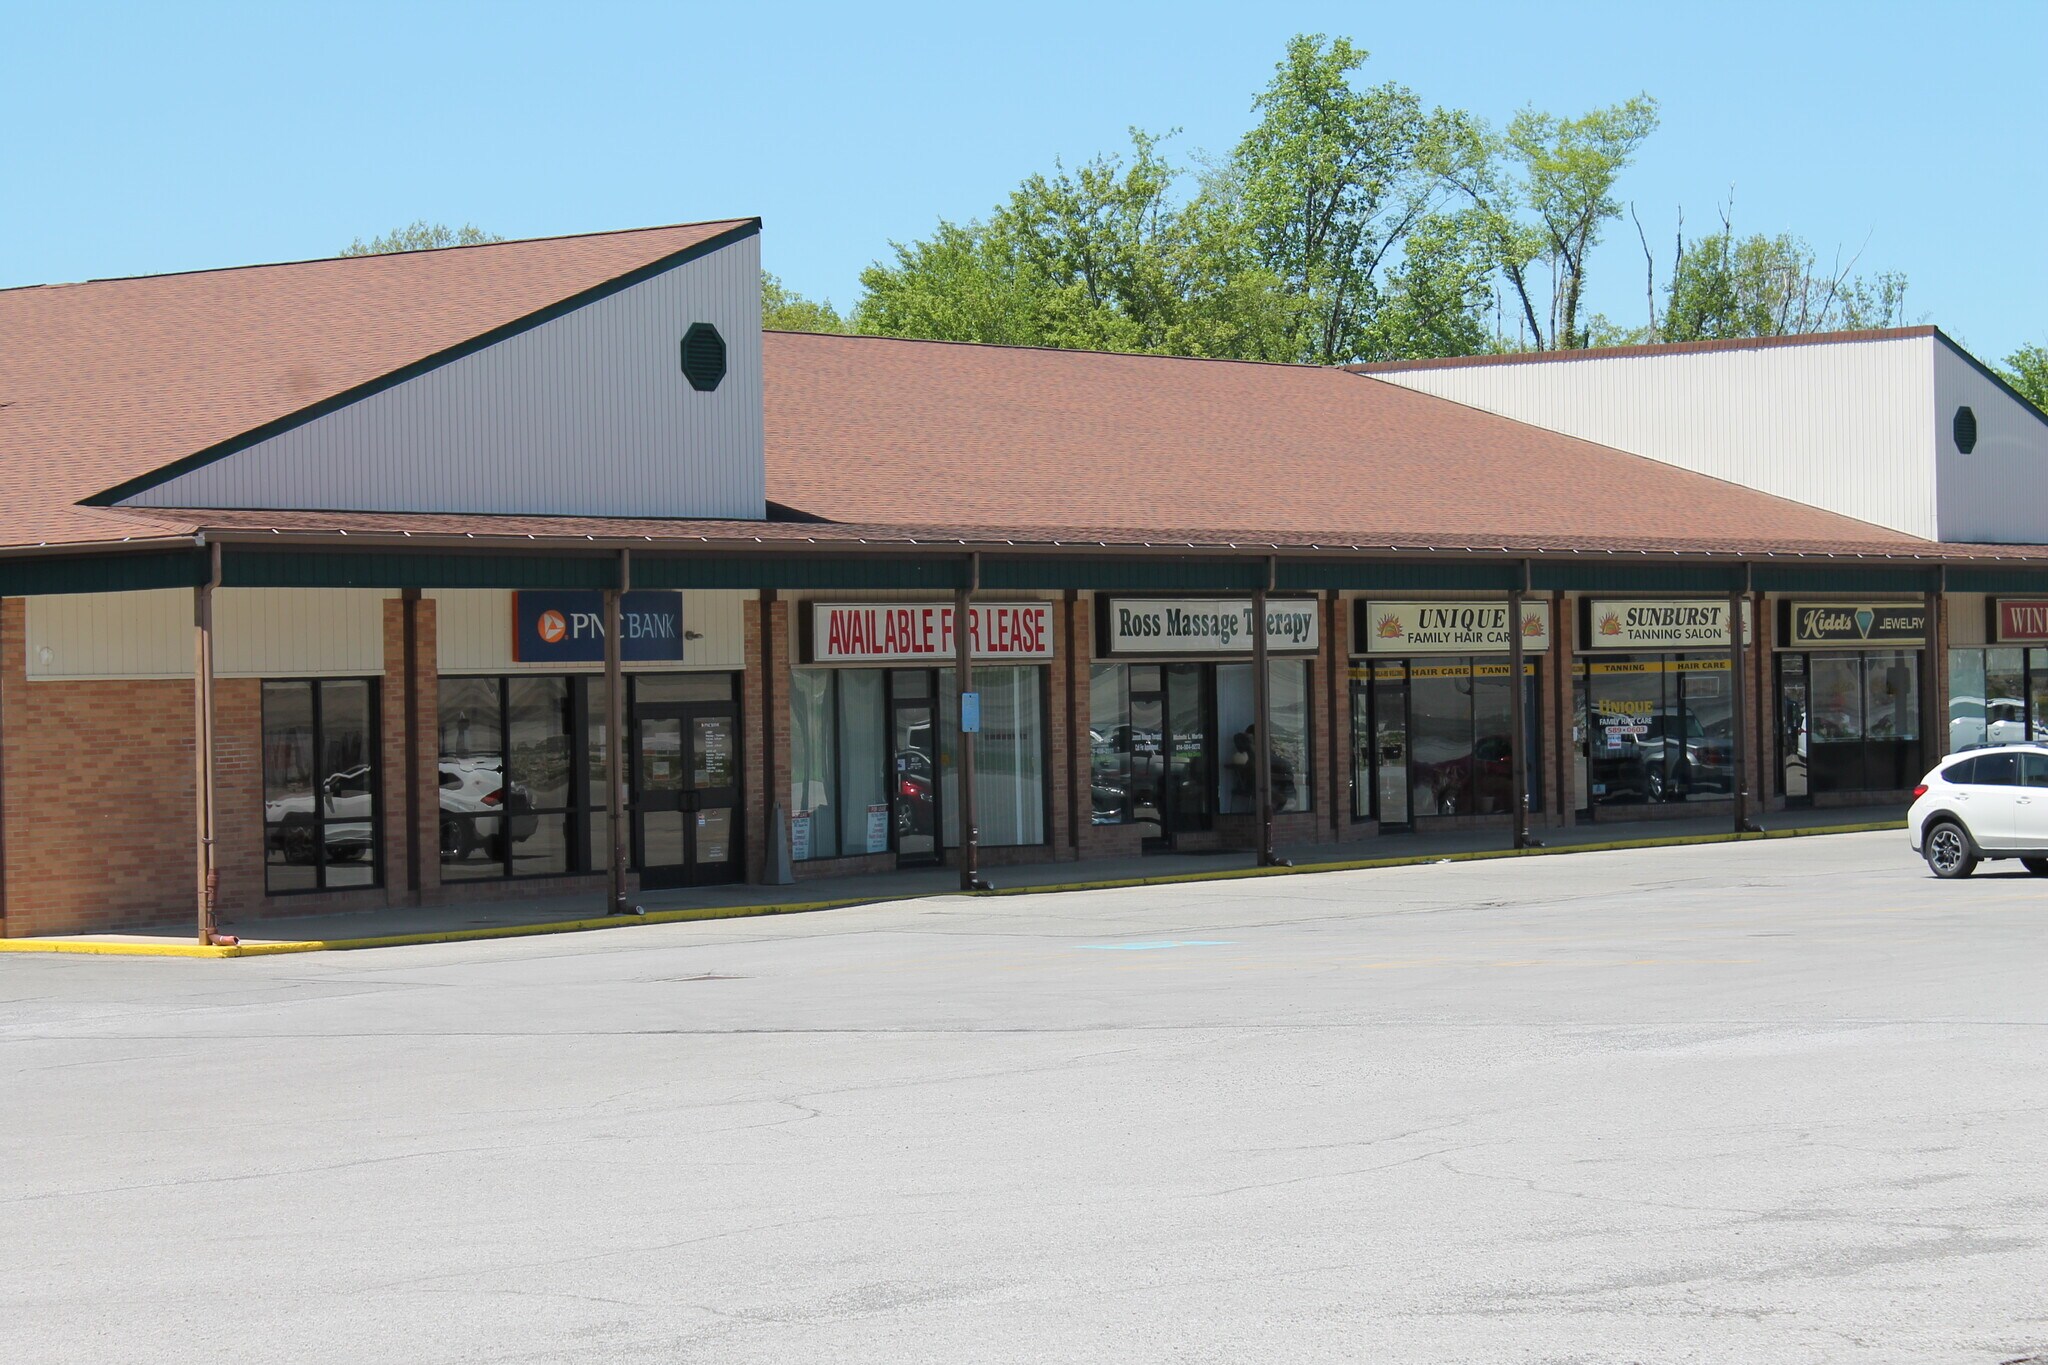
[{"xmin": 809, "ymin": 602, "xmax": 1054, "ymax": 664}]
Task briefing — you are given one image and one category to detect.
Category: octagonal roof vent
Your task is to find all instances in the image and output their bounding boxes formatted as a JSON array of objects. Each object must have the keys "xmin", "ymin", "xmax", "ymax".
[
  {"xmin": 1954, "ymin": 405, "xmax": 1978, "ymax": 454},
  {"xmin": 681, "ymin": 323, "xmax": 727, "ymax": 392}
]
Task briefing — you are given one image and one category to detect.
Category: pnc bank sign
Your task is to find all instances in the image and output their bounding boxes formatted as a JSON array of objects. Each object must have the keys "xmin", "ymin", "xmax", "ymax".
[{"xmin": 513, "ymin": 590, "xmax": 685, "ymax": 663}]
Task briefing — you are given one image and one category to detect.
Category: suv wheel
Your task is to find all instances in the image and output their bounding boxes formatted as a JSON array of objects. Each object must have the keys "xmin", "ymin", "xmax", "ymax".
[
  {"xmin": 2024, "ymin": 858, "xmax": 2048, "ymax": 877},
  {"xmin": 1925, "ymin": 821, "xmax": 1978, "ymax": 879}
]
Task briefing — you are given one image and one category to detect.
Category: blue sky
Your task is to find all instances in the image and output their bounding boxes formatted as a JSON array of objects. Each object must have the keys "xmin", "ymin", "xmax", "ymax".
[{"xmin": 6, "ymin": 1, "xmax": 2042, "ymax": 361}]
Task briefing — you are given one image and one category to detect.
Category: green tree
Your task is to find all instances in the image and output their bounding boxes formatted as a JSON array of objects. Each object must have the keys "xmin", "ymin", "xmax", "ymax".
[
  {"xmin": 1999, "ymin": 344, "xmax": 2048, "ymax": 413},
  {"xmin": 1662, "ymin": 228, "xmax": 1908, "ymax": 341},
  {"xmin": 853, "ymin": 129, "xmax": 1297, "ymax": 359},
  {"xmin": 761, "ymin": 272, "xmax": 845, "ymax": 332},
  {"xmin": 1229, "ymin": 35, "xmax": 1468, "ymax": 364},
  {"xmin": 1445, "ymin": 96, "xmax": 1660, "ymax": 349},
  {"xmin": 341, "ymin": 221, "xmax": 503, "ymax": 255}
]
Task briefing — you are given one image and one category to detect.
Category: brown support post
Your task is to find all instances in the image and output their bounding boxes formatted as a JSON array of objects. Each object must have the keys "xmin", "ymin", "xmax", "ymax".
[
  {"xmin": 402, "ymin": 587, "xmax": 422, "ymax": 896},
  {"xmin": 1508, "ymin": 567, "xmax": 1532, "ymax": 850},
  {"xmin": 1730, "ymin": 571, "xmax": 1760, "ymax": 833},
  {"xmin": 1925, "ymin": 571, "xmax": 1945, "ymax": 762},
  {"xmin": 194, "ymin": 541, "xmax": 222, "ymax": 945},
  {"xmin": 1065, "ymin": 589, "xmax": 1082, "ymax": 860},
  {"xmin": 1552, "ymin": 590, "xmax": 1571, "ymax": 827},
  {"xmin": 761, "ymin": 587, "xmax": 780, "ymax": 884},
  {"xmin": 955, "ymin": 554, "xmax": 987, "ymax": 890},
  {"xmin": 1325, "ymin": 589, "xmax": 1341, "ymax": 837},
  {"xmin": 606, "ymin": 550, "xmax": 634, "ymax": 915},
  {"xmin": 1252, "ymin": 558, "xmax": 1281, "ymax": 866}
]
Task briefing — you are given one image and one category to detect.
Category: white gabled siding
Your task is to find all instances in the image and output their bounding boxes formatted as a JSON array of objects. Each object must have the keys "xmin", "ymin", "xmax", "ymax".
[
  {"xmin": 1933, "ymin": 345, "xmax": 2048, "ymax": 543},
  {"xmin": 1371, "ymin": 334, "xmax": 1938, "ymax": 539},
  {"xmin": 121, "ymin": 234, "xmax": 765, "ymax": 520}
]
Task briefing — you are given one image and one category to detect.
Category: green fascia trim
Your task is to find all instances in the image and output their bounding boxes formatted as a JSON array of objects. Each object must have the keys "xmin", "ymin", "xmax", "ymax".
[
  {"xmin": 222, "ymin": 550, "xmax": 618, "ymax": 590},
  {"xmin": 1278, "ymin": 561, "xmax": 1517, "ymax": 592},
  {"xmin": 1946, "ymin": 567, "xmax": 2048, "ymax": 594},
  {"xmin": 983, "ymin": 558, "xmax": 1266, "ymax": 592},
  {"xmin": 1529, "ymin": 562, "xmax": 1745, "ymax": 593},
  {"xmin": 633, "ymin": 556, "xmax": 967, "ymax": 590},
  {"xmin": 1749, "ymin": 565, "xmax": 1939, "ymax": 594},
  {"xmin": 0, "ymin": 550, "xmax": 208, "ymax": 596}
]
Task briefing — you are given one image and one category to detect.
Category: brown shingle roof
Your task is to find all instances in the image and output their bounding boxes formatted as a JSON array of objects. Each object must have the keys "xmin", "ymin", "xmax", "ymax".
[
  {"xmin": 0, "ymin": 219, "xmax": 755, "ymax": 546},
  {"xmin": 761, "ymin": 332, "xmax": 1922, "ymax": 550}
]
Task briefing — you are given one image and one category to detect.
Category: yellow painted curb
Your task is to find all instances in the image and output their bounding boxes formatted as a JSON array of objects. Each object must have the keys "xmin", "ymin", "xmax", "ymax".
[
  {"xmin": 0, "ymin": 939, "xmax": 244, "ymax": 958},
  {"xmin": 0, "ymin": 819, "xmax": 1903, "ymax": 959}
]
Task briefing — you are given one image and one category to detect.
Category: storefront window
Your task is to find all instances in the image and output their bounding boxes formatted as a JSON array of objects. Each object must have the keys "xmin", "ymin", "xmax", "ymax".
[
  {"xmin": 789, "ymin": 668, "xmax": 841, "ymax": 860},
  {"xmin": 837, "ymin": 669, "xmax": 888, "ymax": 856},
  {"xmin": 1089, "ymin": 663, "xmax": 1132, "ymax": 825},
  {"xmin": 794, "ymin": 666, "xmax": 1048, "ymax": 860},
  {"xmin": 507, "ymin": 677, "xmax": 572, "ymax": 877},
  {"xmin": 939, "ymin": 666, "xmax": 1047, "ymax": 847},
  {"xmin": 262, "ymin": 679, "xmax": 379, "ymax": 894},
  {"xmin": 1216, "ymin": 661, "xmax": 1313, "ymax": 814},
  {"xmin": 1780, "ymin": 651, "xmax": 1923, "ymax": 796},
  {"xmin": 1586, "ymin": 657, "xmax": 1732, "ymax": 806},
  {"xmin": 1363, "ymin": 658, "xmax": 1539, "ymax": 821},
  {"xmin": 439, "ymin": 674, "xmax": 725, "ymax": 879}
]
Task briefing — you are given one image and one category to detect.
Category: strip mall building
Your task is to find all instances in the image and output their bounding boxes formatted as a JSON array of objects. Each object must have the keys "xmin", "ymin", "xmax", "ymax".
[{"xmin": 6, "ymin": 218, "xmax": 2048, "ymax": 939}]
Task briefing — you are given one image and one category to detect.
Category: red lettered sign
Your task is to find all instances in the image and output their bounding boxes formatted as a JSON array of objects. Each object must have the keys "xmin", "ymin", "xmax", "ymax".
[
  {"xmin": 1998, "ymin": 599, "xmax": 2048, "ymax": 643},
  {"xmin": 811, "ymin": 602, "xmax": 1054, "ymax": 663}
]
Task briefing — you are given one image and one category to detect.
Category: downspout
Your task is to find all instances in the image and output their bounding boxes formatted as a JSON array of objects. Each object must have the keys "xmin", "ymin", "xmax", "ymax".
[
  {"xmin": 1064, "ymin": 588, "xmax": 1082, "ymax": 861},
  {"xmin": 1509, "ymin": 561, "xmax": 1539, "ymax": 850},
  {"xmin": 402, "ymin": 588, "xmax": 421, "ymax": 897},
  {"xmin": 606, "ymin": 549, "xmax": 636, "ymax": 915},
  {"xmin": 1252, "ymin": 557, "xmax": 1285, "ymax": 867},
  {"xmin": 955, "ymin": 553, "xmax": 988, "ymax": 890}
]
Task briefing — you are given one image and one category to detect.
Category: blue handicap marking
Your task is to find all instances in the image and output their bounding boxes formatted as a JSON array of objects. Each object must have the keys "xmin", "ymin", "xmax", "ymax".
[{"xmin": 1077, "ymin": 940, "xmax": 1233, "ymax": 951}]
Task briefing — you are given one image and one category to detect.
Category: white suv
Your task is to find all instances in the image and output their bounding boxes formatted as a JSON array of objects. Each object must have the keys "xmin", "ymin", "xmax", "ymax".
[{"xmin": 1908, "ymin": 744, "xmax": 2048, "ymax": 878}]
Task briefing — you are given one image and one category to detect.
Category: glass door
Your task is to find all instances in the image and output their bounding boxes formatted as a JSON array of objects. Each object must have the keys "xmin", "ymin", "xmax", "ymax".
[
  {"xmin": 891, "ymin": 699, "xmax": 939, "ymax": 865},
  {"xmin": 1371, "ymin": 667, "xmax": 1410, "ymax": 828},
  {"xmin": 1128, "ymin": 682, "xmax": 1166, "ymax": 849},
  {"xmin": 634, "ymin": 701, "xmax": 741, "ymax": 889},
  {"xmin": 685, "ymin": 705, "xmax": 740, "ymax": 883},
  {"xmin": 1778, "ymin": 654, "xmax": 1810, "ymax": 801},
  {"xmin": 1164, "ymin": 664, "xmax": 1211, "ymax": 838}
]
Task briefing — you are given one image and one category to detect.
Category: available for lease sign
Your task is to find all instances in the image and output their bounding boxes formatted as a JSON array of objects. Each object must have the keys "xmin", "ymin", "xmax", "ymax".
[
  {"xmin": 1104, "ymin": 598, "xmax": 1319, "ymax": 654},
  {"xmin": 1358, "ymin": 600, "xmax": 1550, "ymax": 656},
  {"xmin": 1996, "ymin": 599, "xmax": 2048, "ymax": 643},
  {"xmin": 1585, "ymin": 599, "xmax": 1753, "ymax": 649},
  {"xmin": 809, "ymin": 602, "xmax": 1053, "ymax": 663}
]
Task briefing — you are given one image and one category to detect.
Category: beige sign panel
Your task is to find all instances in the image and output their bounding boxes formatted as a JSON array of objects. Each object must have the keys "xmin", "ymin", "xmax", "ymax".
[
  {"xmin": 1585, "ymin": 599, "xmax": 1753, "ymax": 650},
  {"xmin": 1358, "ymin": 600, "xmax": 1550, "ymax": 656}
]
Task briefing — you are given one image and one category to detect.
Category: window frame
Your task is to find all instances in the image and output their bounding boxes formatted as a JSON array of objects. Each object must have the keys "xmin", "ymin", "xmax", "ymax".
[{"xmin": 262, "ymin": 677, "xmax": 383, "ymax": 896}]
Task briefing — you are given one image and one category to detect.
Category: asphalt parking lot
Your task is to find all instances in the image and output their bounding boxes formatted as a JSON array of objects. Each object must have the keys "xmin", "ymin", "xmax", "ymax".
[{"xmin": 4, "ymin": 830, "xmax": 2045, "ymax": 1364}]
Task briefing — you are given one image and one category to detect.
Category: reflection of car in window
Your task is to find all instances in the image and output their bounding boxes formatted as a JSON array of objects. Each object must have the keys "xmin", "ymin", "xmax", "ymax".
[{"xmin": 265, "ymin": 766, "xmax": 377, "ymax": 865}]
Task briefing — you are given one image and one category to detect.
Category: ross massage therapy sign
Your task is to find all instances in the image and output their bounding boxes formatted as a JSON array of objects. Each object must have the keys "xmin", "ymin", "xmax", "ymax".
[{"xmin": 1103, "ymin": 598, "xmax": 1320, "ymax": 655}]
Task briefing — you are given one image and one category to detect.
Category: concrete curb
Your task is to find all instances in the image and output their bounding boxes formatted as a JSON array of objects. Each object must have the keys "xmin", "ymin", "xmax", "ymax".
[{"xmin": 0, "ymin": 819, "xmax": 1905, "ymax": 958}]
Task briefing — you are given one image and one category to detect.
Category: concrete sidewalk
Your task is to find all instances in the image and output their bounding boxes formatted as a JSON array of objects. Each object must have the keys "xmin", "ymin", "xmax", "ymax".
[{"xmin": 0, "ymin": 804, "xmax": 1905, "ymax": 955}]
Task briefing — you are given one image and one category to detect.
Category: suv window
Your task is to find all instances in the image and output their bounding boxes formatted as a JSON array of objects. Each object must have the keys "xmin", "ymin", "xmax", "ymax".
[
  {"xmin": 1974, "ymin": 752, "xmax": 2021, "ymax": 786},
  {"xmin": 2024, "ymin": 753, "xmax": 2048, "ymax": 788},
  {"xmin": 1943, "ymin": 756, "xmax": 1978, "ymax": 785}
]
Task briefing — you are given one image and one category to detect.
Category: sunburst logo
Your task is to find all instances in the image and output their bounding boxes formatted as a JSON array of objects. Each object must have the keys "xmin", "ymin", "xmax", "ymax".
[
  {"xmin": 1522, "ymin": 614, "xmax": 1544, "ymax": 636},
  {"xmin": 1598, "ymin": 611, "xmax": 1623, "ymax": 637},
  {"xmin": 1376, "ymin": 612, "xmax": 1404, "ymax": 639}
]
